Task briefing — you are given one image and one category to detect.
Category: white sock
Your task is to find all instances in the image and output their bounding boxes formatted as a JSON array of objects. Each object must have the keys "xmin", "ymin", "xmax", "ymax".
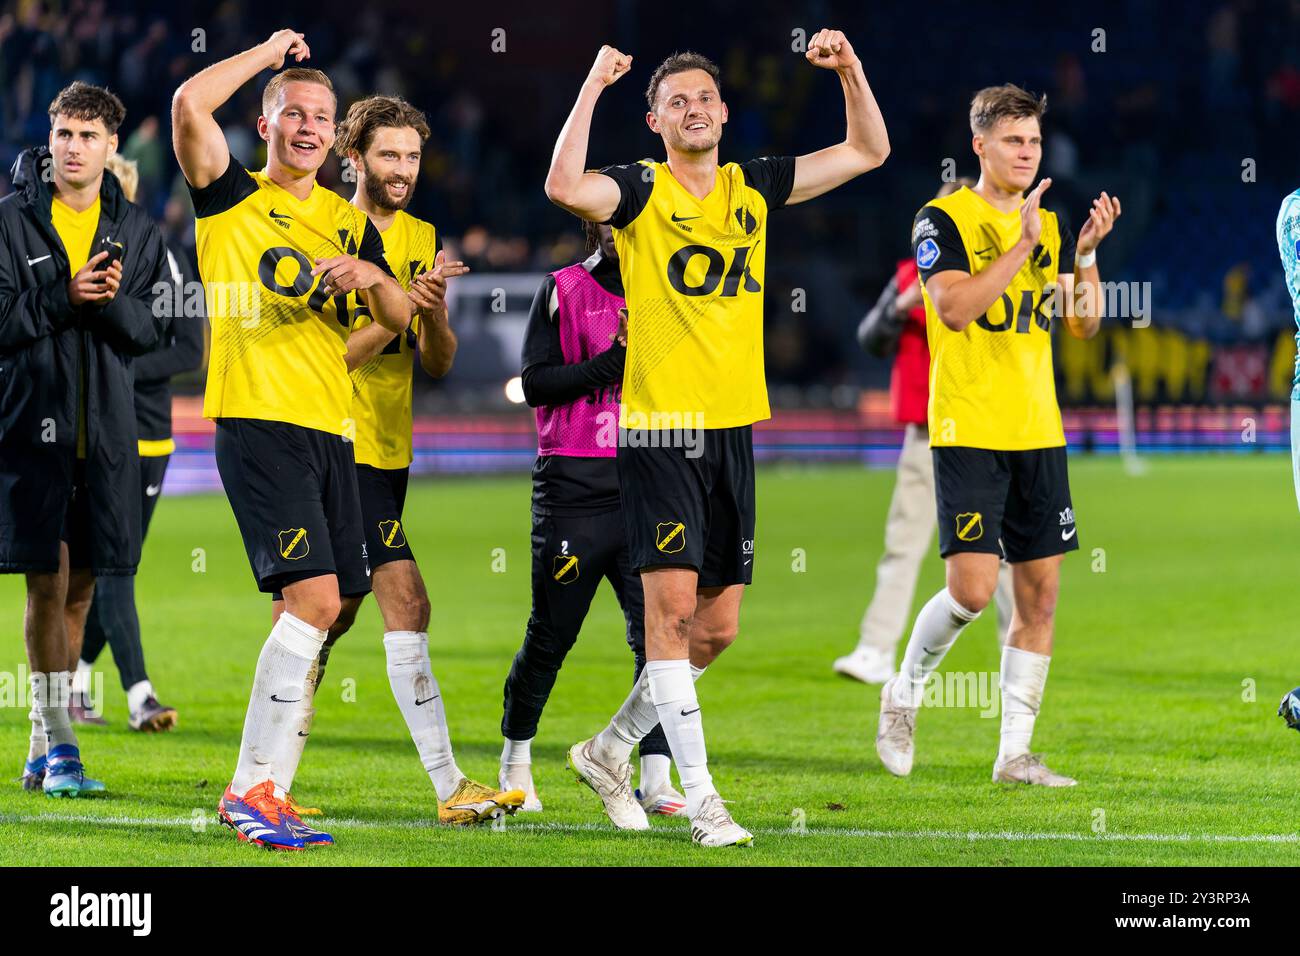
[
  {"xmin": 126, "ymin": 679, "xmax": 155, "ymax": 715},
  {"xmin": 893, "ymin": 588, "xmax": 980, "ymax": 709},
  {"xmin": 27, "ymin": 705, "xmax": 46, "ymax": 763},
  {"xmin": 501, "ymin": 737, "xmax": 532, "ymax": 768},
  {"xmin": 230, "ymin": 611, "xmax": 326, "ymax": 797},
  {"xmin": 593, "ymin": 663, "xmax": 706, "ymax": 766},
  {"xmin": 32, "ymin": 672, "xmax": 76, "ymax": 750},
  {"xmin": 72, "ymin": 660, "xmax": 93, "ymax": 696},
  {"xmin": 647, "ymin": 659, "xmax": 715, "ymax": 817},
  {"xmin": 593, "ymin": 669, "xmax": 654, "ymax": 765},
  {"xmin": 640, "ymin": 753, "xmax": 672, "ymax": 793},
  {"xmin": 384, "ymin": 631, "xmax": 462, "ymax": 801},
  {"xmin": 998, "ymin": 646, "xmax": 1051, "ymax": 765},
  {"xmin": 272, "ymin": 658, "xmax": 319, "ymax": 796}
]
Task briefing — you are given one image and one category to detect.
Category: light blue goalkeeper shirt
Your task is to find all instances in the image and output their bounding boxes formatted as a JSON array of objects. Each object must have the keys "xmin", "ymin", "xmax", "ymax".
[
  {"xmin": 1280, "ymin": 189, "xmax": 1300, "ymax": 400},
  {"xmin": 1279, "ymin": 189, "xmax": 1300, "ymax": 510}
]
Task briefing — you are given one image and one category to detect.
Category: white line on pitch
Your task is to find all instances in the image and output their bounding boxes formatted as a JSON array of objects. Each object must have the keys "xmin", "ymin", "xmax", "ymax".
[{"xmin": 1, "ymin": 812, "xmax": 1297, "ymax": 844}]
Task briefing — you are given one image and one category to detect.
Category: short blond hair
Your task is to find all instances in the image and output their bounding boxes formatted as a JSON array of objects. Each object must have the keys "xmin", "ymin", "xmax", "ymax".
[
  {"xmin": 262, "ymin": 67, "xmax": 335, "ymax": 117},
  {"xmin": 969, "ymin": 84, "xmax": 1046, "ymax": 136},
  {"xmin": 105, "ymin": 153, "xmax": 138, "ymax": 202}
]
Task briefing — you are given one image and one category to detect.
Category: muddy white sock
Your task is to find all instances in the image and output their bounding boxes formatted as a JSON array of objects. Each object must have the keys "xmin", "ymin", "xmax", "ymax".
[
  {"xmin": 647, "ymin": 659, "xmax": 715, "ymax": 817},
  {"xmin": 230, "ymin": 611, "xmax": 326, "ymax": 797},
  {"xmin": 594, "ymin": 663, "xmax": 706, "ymax": 766},
  {"xmin": 894, "ymin": 588, "xmax": 980, "ymax": 708},
  {"xmin": 384, "ymin": 631, "xmax": 462, "ymax": 801},
  {"xmin": 32, "ymin": 672, "xmax": 76, "ymax": 751},
  {"xmin": 998, "ymin": 646, "xmax": 1051, "ymax": 764},
  {"xmin": 27, "ymin": 704, "xmax": 46, "ymax": 763}
]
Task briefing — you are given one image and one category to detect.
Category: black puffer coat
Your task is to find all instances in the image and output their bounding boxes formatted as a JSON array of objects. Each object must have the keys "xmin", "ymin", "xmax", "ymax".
[{"xmin": 0, "ymin": 146, "xmax": 169, "ymax": 574}]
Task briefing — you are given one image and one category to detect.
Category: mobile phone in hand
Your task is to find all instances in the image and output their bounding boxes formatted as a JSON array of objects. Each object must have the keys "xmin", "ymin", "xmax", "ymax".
[{"xmin": 95, "ymin": 236, "xmax": 124, "ymax": 271}]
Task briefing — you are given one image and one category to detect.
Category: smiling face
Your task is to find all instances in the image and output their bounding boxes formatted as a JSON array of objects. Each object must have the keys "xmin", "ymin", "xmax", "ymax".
[
  {"xmin": 973, "ymin": 114, "xmax": 1042, "ymax": 195},
  {"xmin": 355, "ymin": 125, "xmax": 422, "ymax": 212},
  {"xmin": 48, "ymin": 113, "xmax": 116, "ymax": 192},
  {"xmin": 647, "ymin": 68, "xmax": 727, "ymax": 155},
  {"xmin": 259, "ymin": 80, "xmax": 336, "ymax": 176}
]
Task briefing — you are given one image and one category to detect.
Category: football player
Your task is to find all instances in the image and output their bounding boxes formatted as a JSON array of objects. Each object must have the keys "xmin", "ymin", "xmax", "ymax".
[
  {"xmin": 876, "ymin": 85, "xmax": 1120, "ymax": 787},
  {"xmin": 172, "ymin": 31, "xmax": 412, "ymax": 848},
  {"xmin": 269, "ymin": 94, "xmax": 523, "ymax": 826},
  {"xmin": 544, "ymin": 31, "xmax": 889, "ymax": 845}
]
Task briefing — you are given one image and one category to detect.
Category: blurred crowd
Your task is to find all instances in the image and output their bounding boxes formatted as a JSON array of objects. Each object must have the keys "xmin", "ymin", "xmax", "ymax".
[{"xmin": 1, "ymin": 0, "xmax": 1298, "ymax": 396}]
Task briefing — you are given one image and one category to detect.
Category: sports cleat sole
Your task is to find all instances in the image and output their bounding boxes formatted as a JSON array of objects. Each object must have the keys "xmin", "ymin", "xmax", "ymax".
[
  {"xmin": 441, "ymin": 791, "xmax": 525, "ymax": 826},
  {"xmin": 131, "ymin": 709, "xmax": 178, "ymax": 733},
  {"xmin": 691, "ymin": 828, "xmax": 754, "ymax": 848},
  {"xmin": 499, "ymin": 770, "xmax": 543, "ymax": 813}
]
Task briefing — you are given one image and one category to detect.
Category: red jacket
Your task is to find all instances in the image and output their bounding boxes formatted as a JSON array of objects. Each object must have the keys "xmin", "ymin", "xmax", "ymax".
[{"xmin": 889, "ymin": 258, "xmax": 929, "ymax": 425}]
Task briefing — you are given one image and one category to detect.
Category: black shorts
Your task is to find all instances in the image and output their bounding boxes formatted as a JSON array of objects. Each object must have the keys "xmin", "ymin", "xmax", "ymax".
[
  {"xmin": 933, "ymin": 445, "xmax": 1078, "ymax": 563},
  {"xmin": 357, "ymin": 463, "xmax": 413, "ymax": 570},
  {"xmin": 215, "ymin": 418, "xmax": 371, "ymax": 596},
  {"xmin": 616, "ymin": 425, "xmax": 755, "ymax": 588}
]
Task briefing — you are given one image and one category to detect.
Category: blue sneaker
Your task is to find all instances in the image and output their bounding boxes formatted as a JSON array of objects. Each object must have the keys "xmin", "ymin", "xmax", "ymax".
[
  {"xmin": 43, "ymin": 745, "xmax": 86, "ymax": 798},
  {"xmin": 20, "ymin": 754, "xmax": 45, "ymax": 791},
  {"xmin": 217, "ymin": 781, "xmax": 307, "ymax": 851}
]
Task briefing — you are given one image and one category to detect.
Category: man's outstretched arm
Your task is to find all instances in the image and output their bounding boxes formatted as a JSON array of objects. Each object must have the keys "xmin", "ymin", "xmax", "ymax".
[
  {"xmin": 172, "ymin": 29, "xmax": 311, "ymax": 188},
  {"xmin": 788, "ymin": 29, "xmax": 889, "ymax": 206},
  {"xmin": 544, "ymin": 45, "xmax": 632, "ymax": 223}
]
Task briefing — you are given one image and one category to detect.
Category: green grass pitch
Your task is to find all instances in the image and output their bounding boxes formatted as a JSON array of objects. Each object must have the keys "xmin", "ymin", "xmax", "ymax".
[{"xmin": 2, "ymin": 454, "xmax": 1298, "ymax": 866}]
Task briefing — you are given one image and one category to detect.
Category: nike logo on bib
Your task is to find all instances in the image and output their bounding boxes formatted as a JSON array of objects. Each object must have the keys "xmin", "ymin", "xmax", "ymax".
[
  {"xmin": 27, "ymin": 254, "xmax": 50, "ymax": 267},
  {"xmin": 145, "ymin": 484, "xmax": 161, "ymax": 497},
  {"xmin": 1061, "ymin": 528, "xmax": 1077, "ymax": 541}
]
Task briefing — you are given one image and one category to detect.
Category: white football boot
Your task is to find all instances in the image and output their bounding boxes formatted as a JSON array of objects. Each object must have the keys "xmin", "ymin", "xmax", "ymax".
[
  {"xmin": 500, "ymin": 763, "xmax": 543, "ymax": 812},
  {"xmin": 689, "ymin": 793, "xmax": 753, "ymax": 847},
  {"xmin": 876, "ymin": 675, "xmax": 917, "ymax": 776},
  {"xmin": 833, "ymin": 645, "xmax": 895, "ymax": 684},
  {"xmin": 636, "ymin": 783, "xmax": 687, "ymax": 816},
  {"xmin": 566, "ymin": 738, "xmax": 649, "ymax": 830},
  {"xmin": 993, "ymin": 753, "xmax": 1077, "ymax": 788}
]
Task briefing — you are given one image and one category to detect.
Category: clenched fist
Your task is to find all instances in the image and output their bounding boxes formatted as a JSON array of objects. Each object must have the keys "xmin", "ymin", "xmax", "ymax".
[
  {"xmin": 587, "ymin": 45, "xmax": 632, "ymax": 88},
  {"xmin": 805, "ymin": 29, "xmax": 858, "ymax": 71}
]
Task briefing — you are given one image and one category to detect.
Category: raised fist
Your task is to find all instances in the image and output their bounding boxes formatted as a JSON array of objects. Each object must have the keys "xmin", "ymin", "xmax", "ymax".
[{"xmin": 587, "ymin": 45, "xmax": 632, "ymax": 88}]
